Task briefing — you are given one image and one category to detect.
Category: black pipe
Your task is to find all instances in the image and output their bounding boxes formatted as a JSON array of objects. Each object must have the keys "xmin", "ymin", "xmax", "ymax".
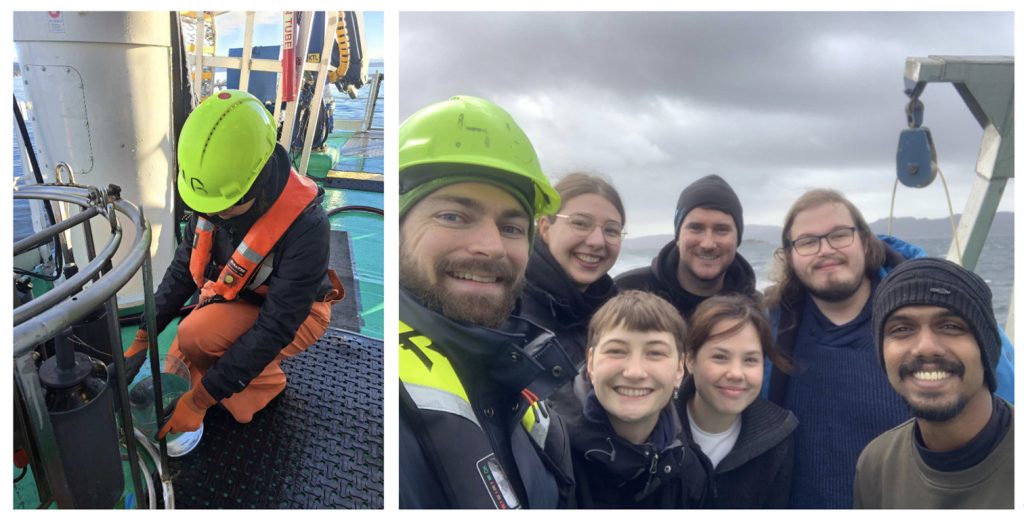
[
  {"xmin": 169, "ymin": 11, "xmax": 192, "ymax": 246},
  {"xmin": 45, "ymin": 356, "xmax": 124, "ymax": 508}
]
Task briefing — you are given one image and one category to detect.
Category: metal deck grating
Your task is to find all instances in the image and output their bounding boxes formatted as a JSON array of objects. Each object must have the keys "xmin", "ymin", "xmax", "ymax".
[{"xmin": 168, "ymin": 329, "xmax": 382, "ymax": 509}]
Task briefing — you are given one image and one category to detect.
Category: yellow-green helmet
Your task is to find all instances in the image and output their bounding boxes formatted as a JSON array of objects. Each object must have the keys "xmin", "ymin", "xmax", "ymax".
[
  {"xmin": 177, "ymin": 90, "xmax": 277, "ymax": 214},
  {"xmin": 399, "ymin": 95, "xmax": 560, "ymax": 220}
]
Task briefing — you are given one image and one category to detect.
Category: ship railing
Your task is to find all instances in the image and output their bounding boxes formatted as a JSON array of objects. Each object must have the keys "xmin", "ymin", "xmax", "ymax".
[
  {"xmin": 13, "ymin": 182, "xmax": 173, "ymax": 509},
  {"xmin": 181, "ymin": 11, "xmax": 381, "ymax": 178}
]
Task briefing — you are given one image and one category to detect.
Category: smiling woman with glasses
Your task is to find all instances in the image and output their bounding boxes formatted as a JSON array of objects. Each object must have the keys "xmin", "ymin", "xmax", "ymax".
[
  {"xmin": 552, "ymin": 212, "xmax": 627, "ymax": 243},
  {"xmin": 520, "ymin": 172, "xmax": 626, "ymax": 420}
]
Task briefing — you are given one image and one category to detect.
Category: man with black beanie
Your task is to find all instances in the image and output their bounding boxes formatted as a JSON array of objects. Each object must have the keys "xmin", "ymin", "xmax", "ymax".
[
  {"xmin": 615, "ymin": 174, "xmax": 757, "ymax": 320},
  {"xmin": 854, "ymin": 257, "xmax": 1013, "ymax": 508}
]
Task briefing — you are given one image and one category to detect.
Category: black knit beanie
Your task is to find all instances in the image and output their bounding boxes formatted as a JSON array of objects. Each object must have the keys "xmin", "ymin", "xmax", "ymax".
[
  {"xmin": 872, "ymin": 257, "xmax": 1000, "ymax": 393},
  {"xmin": 673, "ymin": 174, "xmax": 744, "ymax": 245}
]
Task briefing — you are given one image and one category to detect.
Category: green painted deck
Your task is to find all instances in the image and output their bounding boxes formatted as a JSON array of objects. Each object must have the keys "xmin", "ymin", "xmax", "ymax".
[{"xmin": 323, "ymin": 188, "xmax": 383, "ymax": 340}]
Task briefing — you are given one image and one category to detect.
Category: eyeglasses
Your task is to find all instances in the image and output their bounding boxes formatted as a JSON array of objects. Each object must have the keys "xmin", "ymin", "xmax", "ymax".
[
  {"xmin": 554, "ymin": 213, "xmax": 626, "ymax": 243},
  {"xmin": 787, "ymin": 226, "xmax": 857, "ymax": 256}
]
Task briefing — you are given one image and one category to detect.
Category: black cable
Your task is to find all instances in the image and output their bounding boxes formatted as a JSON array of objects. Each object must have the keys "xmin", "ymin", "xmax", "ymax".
[
  {"xmin": 326, "ymin": 205, "xmax": 383, "ymax": 217},
  {"xmin": 13, "ymin": 95, "xmax": 63, "ymax": 281},
  {"xmin": 13, "ymin": 465, "xmax": 28, "ymax": 484},
  {"xmin": 64, "ymin": 332, "xmax": 117, "ymax": 362},
  {"xmin": 13, "ymin": 266, "xmax": 57, "ymax": 281}
]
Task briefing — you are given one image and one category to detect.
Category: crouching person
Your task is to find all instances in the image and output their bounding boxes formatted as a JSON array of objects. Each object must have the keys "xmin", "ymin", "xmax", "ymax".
[
  {"xmin": 854, "ymin": 258, "xmax": 1013, "ymax": 508},
  {"xmin": 123, "ymin": 90, "xmax": 343, "ymax": 441},
  {"xmin": 570, "ymin": 290, "xmax": 710, "ymax": 508}
]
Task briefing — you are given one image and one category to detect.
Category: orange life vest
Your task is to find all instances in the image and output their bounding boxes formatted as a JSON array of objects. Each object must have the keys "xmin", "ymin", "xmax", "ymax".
[{"xmin": 189, "ymin": 169, "xmax": 318, "ymax": 304}]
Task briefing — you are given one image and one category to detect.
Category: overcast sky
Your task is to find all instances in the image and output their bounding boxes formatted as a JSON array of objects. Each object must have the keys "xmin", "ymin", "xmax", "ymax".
[{"xmin": 400, "ymin": 12, "xmax": 1014, "ymax": 237}]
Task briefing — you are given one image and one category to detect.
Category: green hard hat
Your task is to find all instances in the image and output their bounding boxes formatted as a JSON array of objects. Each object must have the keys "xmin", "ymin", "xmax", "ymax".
[
  {"xmin": 399, "ymin": 95, "xmax": 560, "ymax": 219},
  {"xmin": 177, "ymin": 90, "xmax": 277, "ymax": 214}
]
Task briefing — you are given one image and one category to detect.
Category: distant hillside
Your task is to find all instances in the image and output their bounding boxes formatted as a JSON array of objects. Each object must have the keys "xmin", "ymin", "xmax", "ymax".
[
  {"xmin": 867, "ymin": 213, "xmax": 1013, "ymax": 239},
  {"xmin": 744, "ymin": 224, "xmax": 783, "ymax": 244},
  {"xmin": 623, "ymin": 234, "xmax": 674, "ymax": 250},
  {"xmin": 625, "ymin": 212, "xmax": 1013, "ymax": 248}
]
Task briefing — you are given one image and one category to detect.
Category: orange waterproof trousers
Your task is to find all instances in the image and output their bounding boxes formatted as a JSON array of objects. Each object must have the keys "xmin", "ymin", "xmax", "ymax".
[{"xmin": 167, "ymin": 300, "xmax": 331, "ymax": 423}]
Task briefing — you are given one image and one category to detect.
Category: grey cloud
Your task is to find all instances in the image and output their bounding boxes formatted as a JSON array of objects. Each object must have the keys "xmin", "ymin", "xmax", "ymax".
[{"xmin": 400, "ymin": 11, "xmax": 1014, "ymax": 230}]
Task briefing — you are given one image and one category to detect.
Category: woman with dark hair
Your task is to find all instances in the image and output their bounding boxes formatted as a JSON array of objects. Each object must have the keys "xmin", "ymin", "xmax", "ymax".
[
  {"xmin": 520, "ymin": 172, "xmax": 625, "ymax": 419},
  {"xmin": 680, "ymin": 294, "xmax": 797, "ymax": 508}
]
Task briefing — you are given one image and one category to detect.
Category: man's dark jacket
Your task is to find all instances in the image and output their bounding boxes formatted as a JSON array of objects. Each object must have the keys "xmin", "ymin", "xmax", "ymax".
[
  {"xmin": 399, "ymin": 290, "xmax": 576, "ymax": 508},
  {"xmin": 615, "ymin": 240, "xmax": 757, "ymax": 320}
]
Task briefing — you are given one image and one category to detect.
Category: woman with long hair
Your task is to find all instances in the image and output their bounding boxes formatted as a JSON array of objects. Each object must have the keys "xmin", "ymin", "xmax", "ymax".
[{"xmin": 521, "ymin": 172, "xmax": 625, "ymax": 418}]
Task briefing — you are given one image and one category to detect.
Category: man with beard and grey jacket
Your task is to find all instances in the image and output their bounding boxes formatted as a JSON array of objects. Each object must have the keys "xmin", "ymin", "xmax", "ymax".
[{"xmin": 615, "ymin": 174, "xmax": 758, "ymax": 320}]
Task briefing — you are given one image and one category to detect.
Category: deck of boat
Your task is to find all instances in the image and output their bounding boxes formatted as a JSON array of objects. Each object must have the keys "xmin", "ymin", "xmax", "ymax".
[{"xmin": 169, "ymin": 328, "xmax": 383, "ymax": 508}]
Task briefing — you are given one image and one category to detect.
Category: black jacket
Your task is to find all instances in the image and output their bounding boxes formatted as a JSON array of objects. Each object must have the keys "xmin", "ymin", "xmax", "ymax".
[
  {"xmin": 569, "ymin": 392, "xmax": 711, "ymax": 508},
  {"xmin": 677, "ymin": 377, "xmax": 797, "ymax": 508},
  {"xmin": 149, "ymin": 145, "xmax": 333, "ymax": 401},
  {"xmin": 520, "ymin": 239, "xmax": 618, "ymax": 421},
  {"xmin": 399, "ymin": 289, "xmax": 577, "ymax": 509},
  {"xmin": 614, "ymin": 239, "xmax": 758, "ymax": 320}
]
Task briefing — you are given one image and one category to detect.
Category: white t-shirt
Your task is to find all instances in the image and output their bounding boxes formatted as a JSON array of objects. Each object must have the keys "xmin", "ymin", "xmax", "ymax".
[{"xmin": 687, "ymin": 413, "xmax": 741, "ymax": 469}]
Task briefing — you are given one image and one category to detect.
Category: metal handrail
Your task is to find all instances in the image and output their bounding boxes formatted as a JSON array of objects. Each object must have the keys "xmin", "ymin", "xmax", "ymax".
[
  {"xmin": 12, "ymin": 188, "xmax": 122, "ymax": 332},
  {"xmin": 12, "ymin": 183, "xmax": 169, "ymax": 509},
  {"xmin": 12, "ymin": 205, "xmax": 99, "ymax": 260}
]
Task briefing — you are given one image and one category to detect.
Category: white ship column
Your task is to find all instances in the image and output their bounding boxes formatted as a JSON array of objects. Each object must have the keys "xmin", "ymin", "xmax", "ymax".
[{"xmin": 14, "ymin": 11, "xmax": 178, "ymax": 310}]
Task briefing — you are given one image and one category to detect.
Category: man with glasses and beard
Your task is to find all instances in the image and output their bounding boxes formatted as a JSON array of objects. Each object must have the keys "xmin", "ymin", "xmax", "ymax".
[
  {"xmin": 855, "ymin": 258, "xmax": 1013, "ymax": 508},
  {"xmin": 398, "ymin": 95, "xmax": 576, "ymax": 509},
  {"xmin": 761, "ymin": 189, "xmax": 1013, "ymax": 508}
]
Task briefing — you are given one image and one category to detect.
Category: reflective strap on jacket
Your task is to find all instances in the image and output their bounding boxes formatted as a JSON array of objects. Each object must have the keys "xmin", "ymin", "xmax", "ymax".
[
  {"xmin": 399, "ymin": 320, "xmax": 543, "ymax": 441},
  {"xmin": 246, "ymin": 251, "xmax": 275, "ymax": 290},
  {"xmin": 398, "ymin": 320, "xmax": 476, "ymax": 421},
  {"xmin": 521, "ymin": 403, "xmax": 550, "ymax": 448},
  {"xmin": 403, "ymin": 382, "xmax": 480, "ymax": 428},
  {"xmin": 189, "ymin": 170, "xmax": 318, "ymax": 301}
]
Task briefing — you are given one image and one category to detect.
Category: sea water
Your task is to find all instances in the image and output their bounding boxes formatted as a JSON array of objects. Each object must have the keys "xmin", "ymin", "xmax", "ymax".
[{"xmin": 129, "ymin": 373, "xmax": 203, "ymax": 457}]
